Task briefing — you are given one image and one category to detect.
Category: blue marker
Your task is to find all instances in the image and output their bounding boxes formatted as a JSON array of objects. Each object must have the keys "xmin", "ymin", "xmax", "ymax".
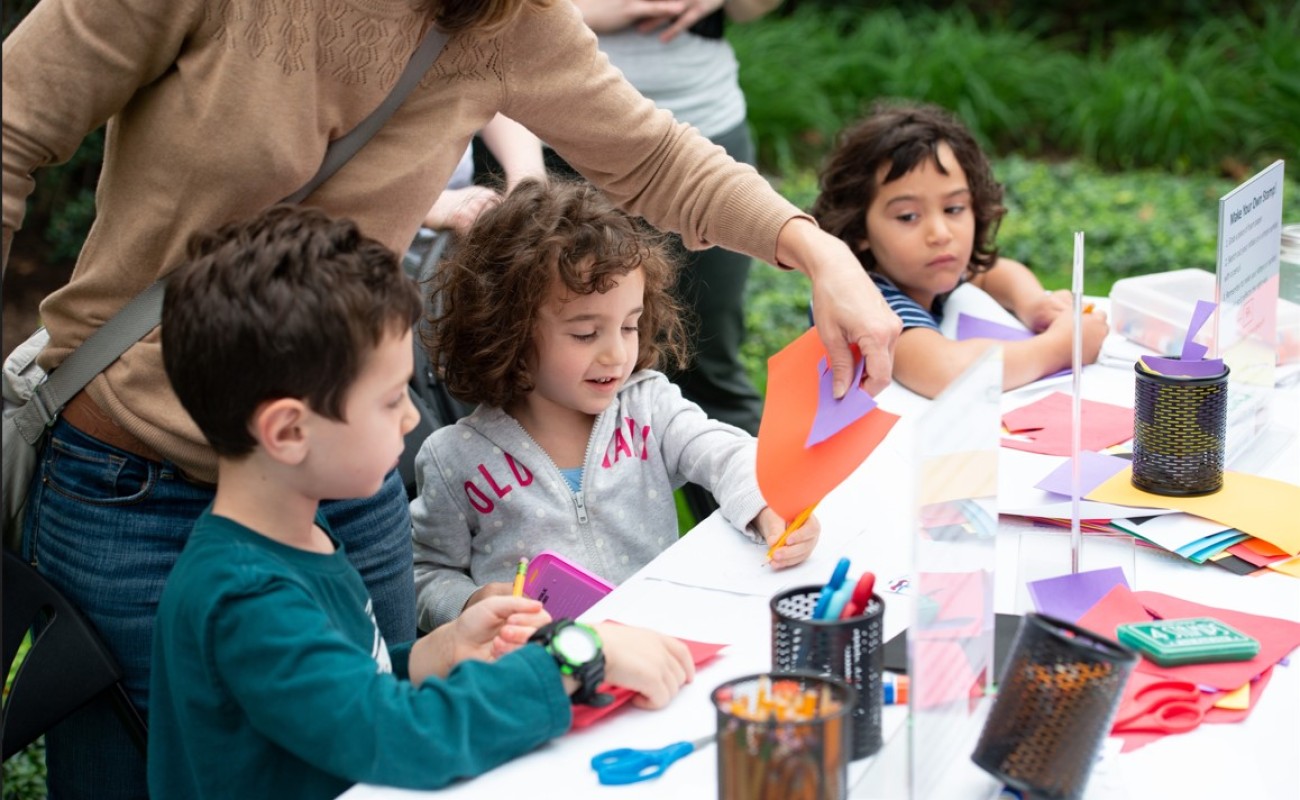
[{"xmin": 811, "ymin": 558, "xmax": 851, "ymax": 619}]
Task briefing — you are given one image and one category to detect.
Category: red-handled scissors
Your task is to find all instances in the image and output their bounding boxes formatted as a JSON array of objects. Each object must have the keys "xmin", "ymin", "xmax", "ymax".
[{"xmin": 1110, "ymin": 677, "xmax": 1207, "ymax": 735}]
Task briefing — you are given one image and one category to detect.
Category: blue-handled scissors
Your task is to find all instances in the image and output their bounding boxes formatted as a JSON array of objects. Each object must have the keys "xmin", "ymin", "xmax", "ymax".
[{"xmin": 590, "ymin": 735, "xmax": 715, "ymax": 785}]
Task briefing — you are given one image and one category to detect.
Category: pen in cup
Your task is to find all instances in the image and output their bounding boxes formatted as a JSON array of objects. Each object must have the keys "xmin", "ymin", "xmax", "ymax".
[{"xmin": 511, "ymin": 557, "xmax": 528, "ymax": 598}]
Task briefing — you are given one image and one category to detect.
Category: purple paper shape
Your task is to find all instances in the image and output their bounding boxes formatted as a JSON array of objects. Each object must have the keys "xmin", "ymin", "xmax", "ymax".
[
  {"xmin": 806, "ymin": 357, "xmax": 877, "ymax": 447},
  {"xmin": 1140, "ymin": 354, "xmax": 1226, "ymax": 378},
  {"xmin": 1035, "ymin": 450, "xmax": 1131, "ymax": 498},
  {"xmin": 956, "ymin": 313, "xmax": 1033, "ymax": 342},
  {"xmin": 1027, "ymin": 566, "xmax": 1130, "ymax": 624},
  {"xmin": 958, "ymin": 314, "xmax": 1071, "ymax": 379},
  {"xmin": 1179, "ymin": 300, "xmax": 1216, "ymax": 361}
]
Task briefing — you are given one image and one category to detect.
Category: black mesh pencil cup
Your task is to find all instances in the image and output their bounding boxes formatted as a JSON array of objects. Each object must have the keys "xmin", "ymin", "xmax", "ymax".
[
  {"xmin": 1132, "ymin": 361, "xmax": 1229, "ymax": 495},
  {"xmin": 971, "ymin": 613, "xmax": 1137, "ymax": 800},
  {"xmin": 771, "ymin": 586, "xmax": 883, "ymax": 760}
]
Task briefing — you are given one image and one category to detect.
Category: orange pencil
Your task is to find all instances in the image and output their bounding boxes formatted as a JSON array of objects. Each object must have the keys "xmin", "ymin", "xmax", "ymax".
[
  {"xmin": 765, "ymin": 504, "xmax": 817, "ymax": 561},
  {"xmin": 511, "ymin": 557, "xmax": 528, "ymax": 598}
]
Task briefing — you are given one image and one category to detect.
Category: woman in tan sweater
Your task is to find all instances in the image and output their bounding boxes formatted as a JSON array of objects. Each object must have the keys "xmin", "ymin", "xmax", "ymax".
[{"xmin": 2, "ymin": 1, "xmax": 898, "ymax": 795}]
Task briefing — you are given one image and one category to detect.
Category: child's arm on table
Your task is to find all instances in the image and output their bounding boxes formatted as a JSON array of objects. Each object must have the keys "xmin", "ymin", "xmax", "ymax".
[
  {"xmin": 895, "ymin": 310, "xmax": 1109, "ymax": 398},
  {"xmin": 969, "ymin": 257, "xmax": 1070, "ymax": 333},
  {"xmin": 408, "ymin": 595, "xmax": 552, "ymax": 683},
  {"xmin": 752, "ymin": 507, "xmax": 821, "ymax": 570},
  {"xmin": 410, "ymin": 603, "xmax": 695, "ymax": 709}
]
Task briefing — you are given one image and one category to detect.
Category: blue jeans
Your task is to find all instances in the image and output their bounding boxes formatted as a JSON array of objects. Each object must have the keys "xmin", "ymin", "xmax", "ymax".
[{"xmin": 22, "ymin": 418, "xmax": 416, "ymax": 799}]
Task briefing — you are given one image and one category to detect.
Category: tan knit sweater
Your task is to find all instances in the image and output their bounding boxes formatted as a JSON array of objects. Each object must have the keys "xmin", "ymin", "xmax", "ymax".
[{"xmin": 2, "ymin": 0, "xmax": 803, "ymax": 481}]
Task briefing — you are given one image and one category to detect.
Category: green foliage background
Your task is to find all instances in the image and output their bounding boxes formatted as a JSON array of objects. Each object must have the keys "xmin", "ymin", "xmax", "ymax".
[{"xmin": 3, "ymin": 1, "xmax": 1299, "ymax": 793}]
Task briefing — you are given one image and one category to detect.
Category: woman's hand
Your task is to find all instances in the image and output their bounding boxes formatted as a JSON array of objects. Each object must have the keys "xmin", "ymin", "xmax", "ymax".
[
  {"xmin": 753, "ymin": 507, "xmax": 820, "ymax": 569},
  {"xmin": 423, "ymin": 185, "xmax": 501, "ymax": 235},
  {"xmin": 572, "ymin": 0, "xmax": 688, "ymax": 34},
  {"xmin": 777, "ymin": 219, "xmax": 900, "ymax": 398}
]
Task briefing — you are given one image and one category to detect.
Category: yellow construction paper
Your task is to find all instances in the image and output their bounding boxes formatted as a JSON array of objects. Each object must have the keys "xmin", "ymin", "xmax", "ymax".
[
  {"xmin": 1267, "ymin": 554, "xmax": 1300, "ymax": 578},
  {"xmin": 1086, "ymin": 468, "xmax": 1300, "ymax": 556},
  {"xmin": 1214, "ymin": 682, "xmax": 1251, "ymax": 711}
]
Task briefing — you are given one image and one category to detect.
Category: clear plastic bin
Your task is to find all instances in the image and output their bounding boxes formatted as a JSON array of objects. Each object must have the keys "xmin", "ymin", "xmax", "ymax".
[{"xmin": 1110, "ymin": 268, "xmax": 1300, "ymax": 365}]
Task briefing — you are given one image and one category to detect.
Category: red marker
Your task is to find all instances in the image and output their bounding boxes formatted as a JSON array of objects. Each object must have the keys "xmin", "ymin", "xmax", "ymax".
[{"xmin": 839, "ymin": 571, "xmax": 876, "ymax": 619}]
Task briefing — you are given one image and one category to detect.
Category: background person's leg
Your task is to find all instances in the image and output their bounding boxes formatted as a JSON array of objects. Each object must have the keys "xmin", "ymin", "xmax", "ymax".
[
  {"xmin": 24, "ymin": 419, "xmax": 212, "ymax": 799},
  {"xmin": 321, "ymin": 469, "xmax": 417, "ymax": 644}
]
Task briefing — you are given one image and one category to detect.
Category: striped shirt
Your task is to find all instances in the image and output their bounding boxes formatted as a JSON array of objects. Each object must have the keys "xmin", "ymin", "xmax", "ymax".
[{"xmin": 869, "ymin": 273, "xmax": 944, "ymax": 332}]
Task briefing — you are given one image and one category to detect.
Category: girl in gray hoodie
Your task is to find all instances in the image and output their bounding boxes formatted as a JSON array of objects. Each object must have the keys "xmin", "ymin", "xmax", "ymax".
[{"xmin": 411, "ymin": 180, "xmax": 821, "ymax": 631}]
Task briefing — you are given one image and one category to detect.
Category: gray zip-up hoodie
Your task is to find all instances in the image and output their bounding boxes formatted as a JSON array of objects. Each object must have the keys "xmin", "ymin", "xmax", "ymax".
[{"xmin": 411, "ymin": 370, "xmax": 767, "ymax": 630}]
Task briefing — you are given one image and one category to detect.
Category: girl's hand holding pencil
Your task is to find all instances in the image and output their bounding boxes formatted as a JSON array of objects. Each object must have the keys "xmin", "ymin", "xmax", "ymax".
[{"xmin": 756, "ymin": 506, "xmax": 821, "ymax": 569}]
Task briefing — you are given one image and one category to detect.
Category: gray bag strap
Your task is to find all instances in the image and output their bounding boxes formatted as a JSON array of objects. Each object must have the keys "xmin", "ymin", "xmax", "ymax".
[{"xmin": 12, "ymin": 25, "xmax": 450, "ymax": 446}]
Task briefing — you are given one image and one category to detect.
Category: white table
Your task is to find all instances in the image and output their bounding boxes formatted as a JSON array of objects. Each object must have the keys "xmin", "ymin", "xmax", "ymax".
[{"xmin": 342, "ymin": 354, "xmax": 1300, "ymax": 800}]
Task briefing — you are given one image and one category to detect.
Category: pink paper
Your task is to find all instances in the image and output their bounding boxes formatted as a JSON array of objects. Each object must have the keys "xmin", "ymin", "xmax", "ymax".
[
  {"xmin": 806, "ymin": 356, "xmax": 877, "ymax": 447},
  {"xmin": 1001, "ymin": 392, "xmax": 1133, "ymax": 456},
  {"xmin": 1034, "ymin": 451, "xmax": 1131, "ymax": 497}
]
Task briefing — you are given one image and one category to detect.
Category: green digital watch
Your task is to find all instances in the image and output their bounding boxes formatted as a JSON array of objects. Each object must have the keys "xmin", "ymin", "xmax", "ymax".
[{"xmin": 529, "ymin": 620, "xmax": 613, "ymax": 707}]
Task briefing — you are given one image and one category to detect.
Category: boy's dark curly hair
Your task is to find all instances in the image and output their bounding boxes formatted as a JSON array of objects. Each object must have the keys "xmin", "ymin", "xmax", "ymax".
[
  {"xmin": 810, "ymin": 100, "xmax": 1006, "ymax": 276},
  {"xmin": 426, "ymin": 179, "xmax": 689, "ymax": 410},
  {"xmin": 162, "ymin": 205, "xmax": 422, "ymax": 458}
]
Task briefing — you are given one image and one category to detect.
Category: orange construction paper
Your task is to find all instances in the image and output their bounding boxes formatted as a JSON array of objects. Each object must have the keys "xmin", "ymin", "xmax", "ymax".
[
  {"xmin": 757, "ymin": 328, "xmax": 900, "ymax": 521},
  {"xmin": 1086, "ymin": 467, "xmax": 1300, "ymax": 556}
]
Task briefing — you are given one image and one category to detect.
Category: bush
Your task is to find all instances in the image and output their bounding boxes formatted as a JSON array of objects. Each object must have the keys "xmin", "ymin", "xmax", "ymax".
[{"xmin": 733, "ymin": 5, "xmax": 1300, "ymax": 175}]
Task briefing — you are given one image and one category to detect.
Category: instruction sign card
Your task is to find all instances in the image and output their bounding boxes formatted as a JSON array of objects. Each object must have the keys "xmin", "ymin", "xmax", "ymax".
[{"xmin": 1217, "ymin": 159, "xmax": 1285, "ymax": 388}]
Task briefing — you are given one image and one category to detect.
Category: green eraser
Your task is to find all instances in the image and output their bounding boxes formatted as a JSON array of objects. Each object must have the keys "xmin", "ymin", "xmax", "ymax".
[{"xmin": 1117, "ymin": 617, "xmax": 1260, "ymax": 666}]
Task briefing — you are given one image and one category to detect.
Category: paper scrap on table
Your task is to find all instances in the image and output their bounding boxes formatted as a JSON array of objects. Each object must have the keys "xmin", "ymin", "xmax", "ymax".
[
  {"xmin": 1026, "ymin": 566, "xmax": 1129, "ymax": 624},
  {"xmin": 757, "ymin": 328, "xmax": 899, "ymax": 521},
  {"xmin": 1214, "ymin": 681, "xmax": 1251, "ymax": 711},
  {"xmin": 807, "ymin": 356, "xmax": 877, "ymax": 447},
  {"xmin": 1088, "ymin": 467, "xmax": 1300, "ymax": 556},
  {"xmin": 957, "ymin": 313, "xmax": 1071, "ymax": 379},
  {"xmin": 570, "ymin": 633, "xmax": 726, "ymax": 731},
  {"xmin": 1035, "ymin": 450, "xmax": 1130, "ymax": 497},
  {"xmin": 1001, "ymin": 392, "xmax": 1133, "ymax": 456},
  {"xmin": 956, "ymin": 313, "xmax": 1032, "ymax": 342}
]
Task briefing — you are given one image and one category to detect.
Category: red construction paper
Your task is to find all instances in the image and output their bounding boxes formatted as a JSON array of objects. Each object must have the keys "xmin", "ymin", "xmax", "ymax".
[
  {"xmin": 569, "ymin": 635, "xmax": 726, "ymax": 731},
  {"xmin": 1130, "ymin": 591, "xmax": 1300, "ymax": 689},
  {"xmin": 757, "ymin": 328, "xmax": 900, "ymax": 520},
  {"xmin": 1226, "ymin": 541, "xmax": 1291, "ymax": 568},
  {"xmin": 1000, "ymin": 392, "xmax": 1133, "ymax": 456}
]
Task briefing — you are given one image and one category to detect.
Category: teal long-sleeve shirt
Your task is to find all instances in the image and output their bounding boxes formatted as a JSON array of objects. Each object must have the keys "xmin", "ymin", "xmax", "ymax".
[{"xmin": 149, "ymin": 511, "xmax": 571, "ymax": 798}]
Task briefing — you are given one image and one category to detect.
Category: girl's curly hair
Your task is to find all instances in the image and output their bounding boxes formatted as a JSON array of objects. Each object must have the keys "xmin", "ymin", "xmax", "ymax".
[
  {"xmin": 810, "ymin": 100, "xmax": 1006, "ymax": 276},
  {"xmin": 425, "ymin": 179, "xmax": 689, "ymax": 410}
]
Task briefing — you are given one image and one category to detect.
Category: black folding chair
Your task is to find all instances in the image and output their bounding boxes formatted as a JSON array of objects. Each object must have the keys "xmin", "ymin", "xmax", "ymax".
[{"xmin": 2, "ymin": 550, "xmax": 147, "ymax": 760}]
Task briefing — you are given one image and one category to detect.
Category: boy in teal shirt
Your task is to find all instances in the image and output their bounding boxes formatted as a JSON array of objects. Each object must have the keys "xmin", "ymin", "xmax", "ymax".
[{"xmin": 150, "ymin": 206, "xmax": 694, "ymax": 797}]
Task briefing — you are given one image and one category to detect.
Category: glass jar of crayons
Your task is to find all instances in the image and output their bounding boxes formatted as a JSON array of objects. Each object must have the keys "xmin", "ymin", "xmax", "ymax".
[{"xmin": 712, "ymin": 672, "xmax": 855, "ymax": 800}]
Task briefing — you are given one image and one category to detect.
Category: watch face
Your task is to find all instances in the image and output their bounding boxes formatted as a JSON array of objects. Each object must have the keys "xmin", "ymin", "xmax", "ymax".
[{"xmin": 553, "ymin": 624, "xmax": 599, "ymax": 665}]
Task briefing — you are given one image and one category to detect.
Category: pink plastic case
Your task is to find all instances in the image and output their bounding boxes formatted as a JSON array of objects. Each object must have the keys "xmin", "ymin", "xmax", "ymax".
[{"xmin": 522, "ymin": 550, "xmax": 614, "ymax": 620}]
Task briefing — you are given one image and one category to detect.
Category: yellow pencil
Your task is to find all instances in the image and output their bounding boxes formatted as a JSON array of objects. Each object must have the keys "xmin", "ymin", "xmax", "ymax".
[
  {"xmin": 511, "ymin": 557, "xmax": 528, "ymax": 598},
  {"xmin": 766, "ymin": 504, "xmax": 817, "ymax": 561}
]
